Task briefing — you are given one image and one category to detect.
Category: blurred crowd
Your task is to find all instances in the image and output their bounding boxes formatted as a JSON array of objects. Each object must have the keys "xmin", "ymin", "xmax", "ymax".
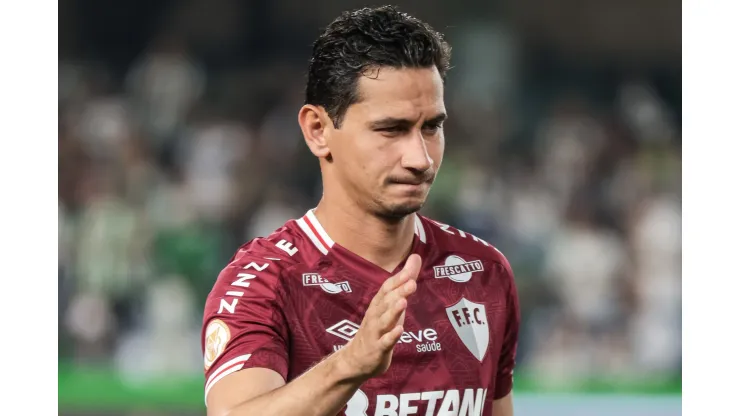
[{"xmin": 58, "ymin": 1, "xmax": 681, "ymax": 387}]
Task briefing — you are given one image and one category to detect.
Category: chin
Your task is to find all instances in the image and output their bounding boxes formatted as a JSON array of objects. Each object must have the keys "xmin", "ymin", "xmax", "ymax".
[{"xmin": 376, "ymin": 199, "xmax": 426, "ymax": 220}]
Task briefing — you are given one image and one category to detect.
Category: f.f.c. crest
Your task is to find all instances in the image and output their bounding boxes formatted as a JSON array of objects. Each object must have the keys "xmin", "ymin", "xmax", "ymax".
[{"xmin": 445, "ymin": 298, "xmax": 489, "ymax": 362}]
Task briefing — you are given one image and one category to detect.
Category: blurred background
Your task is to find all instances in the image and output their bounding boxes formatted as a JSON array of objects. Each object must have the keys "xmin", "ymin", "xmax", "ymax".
[{"xmin": 58, "ymin": 0, "xmax": 681, "ymax": 414}]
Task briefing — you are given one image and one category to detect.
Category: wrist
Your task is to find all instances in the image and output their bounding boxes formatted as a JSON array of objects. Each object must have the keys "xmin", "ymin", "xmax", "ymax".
[{"xmin": 331, "ymin": 343, "xmax": 370, "ymax": 385}]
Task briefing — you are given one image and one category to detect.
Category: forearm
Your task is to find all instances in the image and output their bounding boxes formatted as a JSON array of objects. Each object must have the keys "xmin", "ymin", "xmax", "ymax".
[
  {"xmin": 226, "ymin": 350, "xmax": 364, "ymax": 416},
  {"xmin": 492, "ymin": 392, "xmax": 513, "ymax": 416}
]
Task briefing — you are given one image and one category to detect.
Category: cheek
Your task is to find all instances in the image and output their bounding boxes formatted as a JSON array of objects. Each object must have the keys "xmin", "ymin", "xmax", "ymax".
[
  {"xmin": 427, "ymin": 137, "xmax": 445, "ymax": 167},
  {"xmin": 355, "ymin": 135, "xmax": 395, "ymax": 171},
  {"xmin": 335, "ymin": 138, "xmax": 383, "ymax": 188}
]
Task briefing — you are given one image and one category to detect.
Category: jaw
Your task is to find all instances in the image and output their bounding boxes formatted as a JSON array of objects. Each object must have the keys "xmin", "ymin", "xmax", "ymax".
[
  {"xmin": 372, "ymin": 186, "xmax": 431, "ymax": 220},
  {"xmin": 376, "ymin": 201, "xmax": 425, "ymax": 220}
]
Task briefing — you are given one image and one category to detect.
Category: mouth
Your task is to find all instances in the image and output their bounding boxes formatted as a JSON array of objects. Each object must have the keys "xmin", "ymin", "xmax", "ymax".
[
  {"xmin": 388, "ymin": 175, "xmax": 434, "ymax": 187},
  {"xmin": 392, "ymin": 180, "xmax": 427, "ymax": 186},
  {"xmin": 389, "ymin": 179, "xmax": 430, "ymax": 189},
  {"xmin": 387, "ymin": 177, "xmax": 434, "ymax": 192}
]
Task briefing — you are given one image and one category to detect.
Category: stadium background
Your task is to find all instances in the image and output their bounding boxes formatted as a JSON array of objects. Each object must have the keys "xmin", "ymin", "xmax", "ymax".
[{"xmin": 58, "ymin": 0, "xmax": 681, "ymax": 414}]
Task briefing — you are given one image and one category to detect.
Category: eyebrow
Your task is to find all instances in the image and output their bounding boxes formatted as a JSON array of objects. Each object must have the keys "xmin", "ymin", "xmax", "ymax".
[{"xmin": 368, "ymin": 112, "xmax": 447, "ymax": 129}]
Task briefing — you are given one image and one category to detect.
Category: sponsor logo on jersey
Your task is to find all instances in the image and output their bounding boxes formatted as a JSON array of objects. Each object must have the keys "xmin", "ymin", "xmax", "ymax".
[
  {"xmin": 344, "ymin": 388, "xmax": 488, "ymax": 416},
  {"xmin": 445, "ymin": 298, "xmax": 489, "ymax": 362},
  {"xmin": 303, "ymin": 273, "xmax": 352, "ymax": 294},
  {"xmin": 433, "ymin": 256, "xmax": 484, "ymax": 283},
  {"xmin": 327, "ymin": 319, "xmax": 441, "ymax": 353},
  {"xmin": 204, "ymin": 319, "xmax": 230, "ymax": 369},
  {"xmin": 219, "ymin": 261, "xmax": 271, "ymax": 314},
  {"xmin": 345, "ymin": 388, "xmax": 370, "ymax": 415},
  {"xmin": 326, "ymin": 319, "xmax": 361, "ymax": 341}
]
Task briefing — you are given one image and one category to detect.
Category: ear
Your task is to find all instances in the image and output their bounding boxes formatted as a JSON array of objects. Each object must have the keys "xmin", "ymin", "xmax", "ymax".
[{"xmin": 298, "ymin": 104, "xmax": 332, "ymax": 159}]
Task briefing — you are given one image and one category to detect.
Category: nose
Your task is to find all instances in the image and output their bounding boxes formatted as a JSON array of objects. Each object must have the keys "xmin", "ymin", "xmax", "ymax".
[{"xmin": 401, "ymin": 133, "xmax": 433, "ymax": 174}]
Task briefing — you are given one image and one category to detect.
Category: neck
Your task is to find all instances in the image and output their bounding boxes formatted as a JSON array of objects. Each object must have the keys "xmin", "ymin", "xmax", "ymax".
[{"xmin": 313, "ymin": 197, "xmax": 416, "ymax": 273}]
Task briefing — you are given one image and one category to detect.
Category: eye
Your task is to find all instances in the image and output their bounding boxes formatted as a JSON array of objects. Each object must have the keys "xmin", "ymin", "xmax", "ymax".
[
  {"xmin": 422, "ymin": 122, "xmax": 443, "ymax": 134},
  {"xmin": 376, "ymin": 126, "xmax": 406, "ymax": 136}
]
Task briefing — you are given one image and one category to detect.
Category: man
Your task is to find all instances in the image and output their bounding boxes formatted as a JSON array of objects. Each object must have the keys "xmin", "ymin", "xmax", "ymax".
[{"xmin": 202, "ymin": 6, "xmax": 519, "ymax": 416}]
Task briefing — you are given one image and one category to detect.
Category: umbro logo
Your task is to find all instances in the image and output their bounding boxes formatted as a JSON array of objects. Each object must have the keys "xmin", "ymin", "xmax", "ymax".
[
  {"xmin": 326, "ymin": 319, "xmax": 361, "ymax": 341},
  {"xmin": 302, "ymin": 273, "xmax": 352, "ymax": 294}
]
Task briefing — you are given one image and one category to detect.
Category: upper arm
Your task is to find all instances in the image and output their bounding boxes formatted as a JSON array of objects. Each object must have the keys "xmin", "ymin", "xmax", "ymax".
[
  {"xmin": 493, "ymin": 257, "xmax": 521, "ymax": 400},
  {"xmin": 202, "ymin": 253, "xmax": 290, "ymax": 410},
  {"xmin": 491, "ymin": 392, "xmax": 513, "ymax": 416}
]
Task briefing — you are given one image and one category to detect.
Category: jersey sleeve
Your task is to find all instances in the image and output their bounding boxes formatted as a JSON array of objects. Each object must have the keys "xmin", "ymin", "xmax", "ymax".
[
  {"xmin": 493, "ymin": 256, "xmax": 520, "ymax": 400},
  {"xmin": 202, "ymin": 252, "xmax": 290, "ymax": 403}
]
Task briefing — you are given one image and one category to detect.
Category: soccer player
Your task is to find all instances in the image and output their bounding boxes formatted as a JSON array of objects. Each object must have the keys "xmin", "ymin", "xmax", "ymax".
[{"xmin": 202, "ymin": 6, "xmax": 520, "ymax": 416}]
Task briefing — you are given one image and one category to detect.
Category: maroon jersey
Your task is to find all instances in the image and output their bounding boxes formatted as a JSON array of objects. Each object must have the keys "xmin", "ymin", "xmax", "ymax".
[{"xmin": 202, "ymin": 210, "xmax": 520, "ymax": 416}]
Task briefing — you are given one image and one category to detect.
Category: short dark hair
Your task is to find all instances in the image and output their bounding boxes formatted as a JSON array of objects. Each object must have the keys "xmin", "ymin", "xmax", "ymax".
[{"xmin": 305, "ymin": 6, "xmax": 452, "ymax": 127}]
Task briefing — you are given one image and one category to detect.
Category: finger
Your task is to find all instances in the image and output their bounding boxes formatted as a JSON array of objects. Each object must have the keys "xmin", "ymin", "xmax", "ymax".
[
  {"xmin": 373, "ymin": 276, "xmax": 417, "ymax": 326},
  {"xmin": 378, "ymin": 266, "xmax": 411, "ymax": 297},
  {"xmin": 399, "ymin": 254, "xmax": 422, "ymax": 282},
  {"xmin": 372, "ymin": 254, "xmax": 422, "ymax": 310},
  {"xmin": 379, "ymin": 325, "xmax": 404, "ymax": 350},
  {"xmin": 383, "ymin": 279, "xmax": 417, "ymax": 309},
  {"xmin": 369, "ymin": 280, "xmax": 397, "ymax": 313},
  {"xmin": 378, "ymin": 297, "xmax": 407, "ymax": 332},
  {"xmin": 400, "ymin": 279, "xmax": 417, "ymax": 297}
]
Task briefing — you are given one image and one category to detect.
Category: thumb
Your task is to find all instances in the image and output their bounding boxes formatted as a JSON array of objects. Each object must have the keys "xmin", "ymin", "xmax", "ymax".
[{"xmin": 399, "ymin": 254, "xmax": 422, "ymax": 282}]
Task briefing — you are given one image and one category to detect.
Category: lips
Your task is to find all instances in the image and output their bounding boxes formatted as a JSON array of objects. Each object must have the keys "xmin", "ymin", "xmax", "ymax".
[
  {"xmin": 389, "ymin": 175, "xmax": 434, "ymax": 186},
  {"xmin": 393, "ymin": 180, "xmax": 426, "ymax": 186}
]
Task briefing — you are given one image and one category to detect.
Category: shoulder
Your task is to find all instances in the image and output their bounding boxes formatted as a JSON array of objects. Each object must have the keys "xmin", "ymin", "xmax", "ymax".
[
  {"xmin": 207, "ymin": 221, "xmax": 309, "ymax": 302},
  {"xmin": 419, "ymin": 215, "xmax": 514, "ymax": 278},
  {"xmin": 223, "ymin": 217, "xmax": 323, "ymax": 274}
]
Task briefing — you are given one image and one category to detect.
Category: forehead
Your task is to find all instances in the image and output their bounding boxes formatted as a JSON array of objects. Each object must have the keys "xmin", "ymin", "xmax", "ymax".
[{"xmin": 350, "ymin": 66, "xmax": 445, "ymax": 121}]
